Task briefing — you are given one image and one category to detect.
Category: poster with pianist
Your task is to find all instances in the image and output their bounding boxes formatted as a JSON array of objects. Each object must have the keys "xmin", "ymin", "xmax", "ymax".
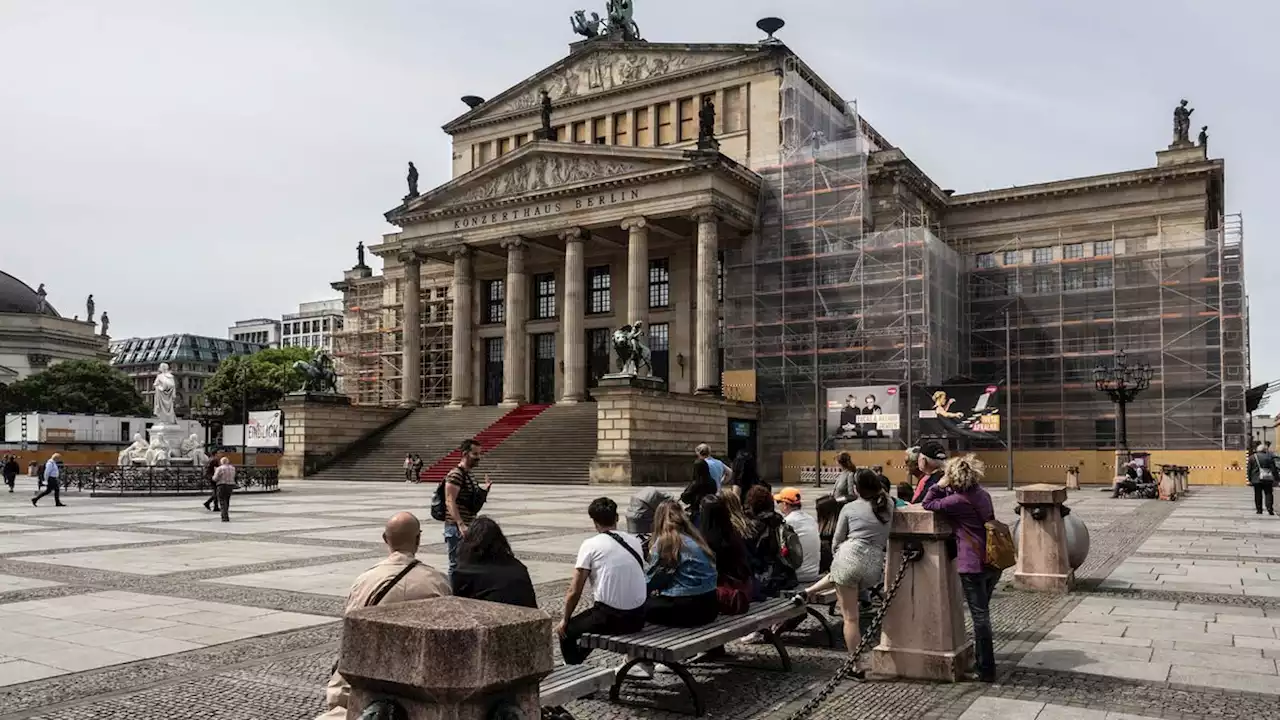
[
  {"xmin": 827, "ymin": 386, "xmax": 901, "ymax": 440},
  {"xmin": 916, "ymin": 384, "xmax": 1003, "ymax": 439}
]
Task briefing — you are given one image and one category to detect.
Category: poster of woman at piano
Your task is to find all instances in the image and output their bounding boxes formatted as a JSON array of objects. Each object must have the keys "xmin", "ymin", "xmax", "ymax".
[{"xmin": 916, "ymin": 384, "xmax": 1002, "ymax": 439}]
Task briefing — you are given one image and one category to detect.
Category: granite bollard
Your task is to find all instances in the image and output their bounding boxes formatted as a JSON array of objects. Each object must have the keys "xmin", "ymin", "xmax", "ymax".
[
  {"xmin": 871, "ymin": 505, "xmax": 973, "ymax": 681},
  {"xmin": 338, "ymin": 596, "xmax": 552, "ymax": 720},
  {"xmin": 1013, "ymin": 484, "xmax": 1073, "ymax": 592}
]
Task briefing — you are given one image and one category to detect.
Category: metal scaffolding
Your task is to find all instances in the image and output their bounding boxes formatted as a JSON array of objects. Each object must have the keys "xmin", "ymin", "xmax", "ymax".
[
  {"xmin": 724, "ymin": 61, "xmax": 962, "ymax": 471},
  {"xmin": 333, "ymin": 269, "xmax": 454, "ymax": 407},
  {"xmin": 965, "ymin": 212, "xmax": 1248, "ymax": 450}
]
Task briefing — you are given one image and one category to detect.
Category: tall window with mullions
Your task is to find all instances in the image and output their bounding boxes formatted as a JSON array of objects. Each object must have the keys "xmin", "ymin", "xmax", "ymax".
[
  {"xmin": 484, "ymin": 279, "xmax": 506, "ymax": 324},
  {"xmin": 650, "ymin": 322, "xmax": 670, "ymax": 383},
  {"xmin": 648, "ymin": 258, "xmax": 669, "ymax": 309},
  {"xmin": 588, "ymin": 266, "xmax": 611, "ymax": 314},
  {"xmin": 533, "ymin": 273, "xmax": 556, "ymax": 319}
]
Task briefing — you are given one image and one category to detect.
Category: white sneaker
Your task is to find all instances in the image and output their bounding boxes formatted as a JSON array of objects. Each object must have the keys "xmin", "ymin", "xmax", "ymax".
[{"xmin": 741, "ymin": 632, "xmax": 768, "ymax": 645}]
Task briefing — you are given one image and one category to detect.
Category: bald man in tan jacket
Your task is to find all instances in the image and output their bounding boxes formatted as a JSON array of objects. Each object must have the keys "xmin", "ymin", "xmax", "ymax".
[{"xmin": 316, "ymin": 512, "xmax": 451, "ymax": 720}]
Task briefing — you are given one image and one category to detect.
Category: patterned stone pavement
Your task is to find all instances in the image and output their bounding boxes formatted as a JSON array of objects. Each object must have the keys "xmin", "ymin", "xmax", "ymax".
[{"xmin": 0, "ymin": 476, "xmax": 1272, "ymax": 719}]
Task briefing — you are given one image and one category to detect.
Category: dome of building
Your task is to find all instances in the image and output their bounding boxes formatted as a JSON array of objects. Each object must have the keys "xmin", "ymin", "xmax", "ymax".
[{"xmin": 0, "ymin": 270, "xmax": 58, "ymax": 316}]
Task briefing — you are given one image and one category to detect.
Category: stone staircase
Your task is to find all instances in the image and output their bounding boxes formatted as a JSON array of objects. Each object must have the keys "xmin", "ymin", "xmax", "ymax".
[
  {"xmin": 420, "ymin": 404, "xmax": 553, "ymax": 482},
  {"xmin": 477, "ymin": 403, "xmax": 599, "ymax": 485},
  {"xmin": 310, "ymin": 406, "xmax": 508, "ymax": 482}
]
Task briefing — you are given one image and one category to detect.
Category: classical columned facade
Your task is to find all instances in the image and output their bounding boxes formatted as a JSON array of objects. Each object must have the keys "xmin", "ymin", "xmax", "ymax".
[{"xmin": 377, "ymin": 143, "xmax": 758, "ymax": 407}]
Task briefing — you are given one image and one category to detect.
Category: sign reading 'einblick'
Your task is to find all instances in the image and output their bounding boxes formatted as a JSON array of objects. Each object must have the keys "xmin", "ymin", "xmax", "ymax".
[{"xmin": 452, "ymin": 188, "xmax": 642, "ymax": 230}]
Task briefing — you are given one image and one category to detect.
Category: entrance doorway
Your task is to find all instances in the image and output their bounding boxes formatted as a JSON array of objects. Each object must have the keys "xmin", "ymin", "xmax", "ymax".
[
  {"xmin": 531, "ymin": 333, "xmax": 556, "ymax": 404},
  {"xmin": 586, "ymin": 328, "xmax": 611, "ymax": 391},
  {"xmin": 727, "ymin": 418, "xmax": 758, "ymax": 463},
  {"xmin": 483, "ymin": 337, "xmax": 504, "ymax": 406}
]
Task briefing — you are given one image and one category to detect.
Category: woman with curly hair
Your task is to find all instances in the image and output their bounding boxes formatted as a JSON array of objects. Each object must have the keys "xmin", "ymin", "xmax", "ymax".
[{"xmin": 922, "ymin": 454, "xmax": 1000, "ymax": 682}]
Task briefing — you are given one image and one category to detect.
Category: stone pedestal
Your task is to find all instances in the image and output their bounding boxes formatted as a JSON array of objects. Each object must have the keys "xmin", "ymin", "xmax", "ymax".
[
  {"xmin": 1065, "ymin": 467, "xmax": 1080, "ymax": 490},
  {"xmin": 588, "ymin": 375, "xmax": 756, "ymax": 486},
  {"xmin": 279, "ymin": 393, "xmax": 404, "ymax": 478},
  {"xmin": 871, "ymin": 506, "xmax": 973, "ymax": 681},
  {"xmin": 339, "ymin": 596, "xmax": 552, "ymax": 720},
  {"xmin": 147, "ymin": 423, "xmax": 187, "ymax": 459},
  {"xmin": 1013, "ymin": 484, "xmax": 1073, "ymax": 592}
]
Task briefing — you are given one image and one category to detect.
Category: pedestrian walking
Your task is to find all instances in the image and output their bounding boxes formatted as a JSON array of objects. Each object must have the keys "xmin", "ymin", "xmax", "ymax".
[
  {"xmin": 1247, "ymin": 441, "xmax": 1276, "ymax": 515},
  {"xmin": 412, "ymin": 454, "xmax": 424, "ymax": 483},
  {"xmin": 212, "ymin": 457, "xmax": 237, "ymax": 522},
  {"xmin": 203, "ymin": 455, "xmax": 221, "ymax": 511},
  {"xmin": 31, "ymin": 454, "xmax": 65, "ymax": 507},
  {"xmin": 403, "ymin": 453, "xmax": 414, "ymax": 483},
  {"xmin": 2, "ymin": 454, "xmax": 18, "ymax": 493}
]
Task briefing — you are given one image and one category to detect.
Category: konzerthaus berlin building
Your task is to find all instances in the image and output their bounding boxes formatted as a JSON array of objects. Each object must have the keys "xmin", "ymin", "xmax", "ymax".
[{"xmin": 333, "ymin": 10, "xmax": 1248, "ymax": 483}]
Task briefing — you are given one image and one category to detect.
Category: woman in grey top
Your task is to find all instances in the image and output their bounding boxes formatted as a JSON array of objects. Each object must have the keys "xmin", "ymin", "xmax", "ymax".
[
  {"xmin": 804, "ymin": 469, "xmax": 893, "ymax": 654},
  {"xmin": 832, "ymin": 452, "xmax": 857, "ymax": 502}
]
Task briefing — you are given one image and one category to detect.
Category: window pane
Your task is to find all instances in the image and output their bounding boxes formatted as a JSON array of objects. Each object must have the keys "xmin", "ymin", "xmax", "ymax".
[
  {"xmin": 1003, "ymin": 250, "xmax": 1019, "ymax": 266},
  {"xmin": 1064, "ymin": 243, "xmax": 1084, "ymax": 259},
  {"xmin": 588, "ymin": 266, "xmax": 612, "ymax": 314},
  {"xmin": 534, "ymin": 273, "xmax": 556, "ymax": 319},
  {"xmin": 648, "ymin": 258, "xmax": 669, "ymax": 308},
  {"xmin": 486, "ymin": 279, "xmax": 506, "ymax": 323},
  {"xmin": 1032, "ymin": 248, "xmax": 1053, "ymax": 264}
]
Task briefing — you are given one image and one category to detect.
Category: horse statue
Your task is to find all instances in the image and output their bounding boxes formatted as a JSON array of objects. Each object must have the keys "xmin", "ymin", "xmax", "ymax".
[
  {"xmin": 293, "ymin": 351, "xmax": 339, "ymax": 394},
  {"xmin": 569, "ymin": 9, "xmax": 602, "ymax": 38},
  {"xmin": 603, "ymin": 0, "xmax": 641, "ymax": 41},
  {"xmin": 612, "ymin": 321, "xmax": 652, "ymax": 375}
]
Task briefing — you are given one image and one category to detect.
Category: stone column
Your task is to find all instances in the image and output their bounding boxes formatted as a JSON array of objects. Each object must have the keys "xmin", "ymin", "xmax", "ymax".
[
  {"xmin": 871, "ymin": 506, "xmax": 973, "ymax": 681},
  {"xmin": 1014, "ymin": 484, "xmax": 1073, "ymax": 592},
  {"xmin": 622, "ymin": 216, "xmax": 649, "ymax": 327},
  {"xmin": 692, "ymin": 208, "xmax": 719, "ymax": 394},
  {"xmin": 448, "ymin": 246, "xmax": 474, "ymax": 407},
  {"xmin": 500, "ymin": 237, "xmax": 528, "ymax": 406},
  {"xmin": 398, "ymin": 250, "xmax": 422, "ymax": 408},
  {"xmin": 560, "ymin": 228, "xmax": 586, "ymax": 403},
  {"xmin": 339, "ymin": 596, "xmax": 552, "ymax": 719}
]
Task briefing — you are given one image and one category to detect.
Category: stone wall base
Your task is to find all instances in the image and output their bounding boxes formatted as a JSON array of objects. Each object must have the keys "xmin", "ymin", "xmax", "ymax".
[
  {"xmin": 279, "ymin": 394, "xmax": 407, "ymax": 479},
  {"xmin": 589, "ymin": 454, "xmax": 689, "ymax": 486}
]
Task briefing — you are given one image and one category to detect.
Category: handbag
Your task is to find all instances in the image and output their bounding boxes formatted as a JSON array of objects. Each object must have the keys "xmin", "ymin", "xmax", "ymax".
[{"xmin": 961, "ymin": 495, "xmax": 1017, "ymax": 571}]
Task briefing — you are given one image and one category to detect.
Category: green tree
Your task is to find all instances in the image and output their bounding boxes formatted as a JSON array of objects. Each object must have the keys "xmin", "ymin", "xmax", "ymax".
[
  {"xmin": 1, "ymin": 360, "xmax": 149, "ymax": 416},
  {"xmin": 202, "ymin": 347, "xmax": 315, "ymax": 418}
]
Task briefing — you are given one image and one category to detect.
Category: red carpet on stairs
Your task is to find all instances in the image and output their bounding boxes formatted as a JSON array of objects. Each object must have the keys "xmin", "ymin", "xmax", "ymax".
[{"xmin": 419, "ymin": 404, "xmax": 552, "ymax": 482}]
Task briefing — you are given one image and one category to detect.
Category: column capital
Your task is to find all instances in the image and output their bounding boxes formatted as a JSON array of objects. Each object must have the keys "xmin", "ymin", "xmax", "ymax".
[
  {"xmin": 620, "ymin": 216, "xmax": 648, "ymax": 232},
  {"xmin": 446, "ymin": 244, "xmax": 473, "ymax": 260},
  {"xmin": 558, "ymin": 227, "xmax": 585, "ymax": 243},
  {"xmin": 690, "ymin": 207, "xmax": 718, "ymax": 224},
  {"xmin": 499, "ymin": 236, "xmax": 526, "ymax": 251},
  {"xmin": 397, "ymin": 248, "xmax": 425, "ymax": 265}
]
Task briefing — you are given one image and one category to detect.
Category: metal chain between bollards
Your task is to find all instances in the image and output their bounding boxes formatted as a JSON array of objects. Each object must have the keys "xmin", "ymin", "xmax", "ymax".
[{"xmin": 781, "ymin": 542, "xmax": 924, "ymax": 720}]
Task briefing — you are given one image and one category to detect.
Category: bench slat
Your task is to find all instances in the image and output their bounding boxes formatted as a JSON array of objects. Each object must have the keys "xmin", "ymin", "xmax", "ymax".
[
  {"xmin": 579, "ymin": 598, "xmax": 805, "ymax": 663},
  {"xmin": 539, "ymin": 665, "xmax": 614, "ymax": 707}
]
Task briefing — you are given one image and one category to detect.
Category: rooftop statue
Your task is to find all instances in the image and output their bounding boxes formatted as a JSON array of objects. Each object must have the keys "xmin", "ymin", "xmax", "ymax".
[
  {"xmin": 1172, "ymin": 99, "xmax": 1194, "ymax": 147},
  {"xmin": 571, "ymin": 1, "xmax": 641, "ymax": 42},
  {"xmin": 570, "ymin": 10, "xmax": 601, "ymax": 38}
]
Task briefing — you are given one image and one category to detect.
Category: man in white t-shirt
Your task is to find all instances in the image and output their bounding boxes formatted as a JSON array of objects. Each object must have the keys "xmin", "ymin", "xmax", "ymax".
[
  {"xmin": 555, "ymin": 497, "xmax": 648, "ymax": 665},
  {"xmin": 775, "ymin": 487, "xmax": 821, "ymax": 585}
]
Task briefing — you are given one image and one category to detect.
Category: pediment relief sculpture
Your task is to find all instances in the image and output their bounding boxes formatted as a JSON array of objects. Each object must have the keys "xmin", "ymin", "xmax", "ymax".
[{"xmin": 440, "ymin": 155, "xmax": 651, "ymax": 208}]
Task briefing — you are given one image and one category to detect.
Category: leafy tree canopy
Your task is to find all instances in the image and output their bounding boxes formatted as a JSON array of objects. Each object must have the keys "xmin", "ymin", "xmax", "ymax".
[
  {"xmin": 0, "ymin": 360, "xmax": 149, "ymax": 417},
  {"xmin": 202, "ymin": 347, "xmax": 315, "ymax": 418}
]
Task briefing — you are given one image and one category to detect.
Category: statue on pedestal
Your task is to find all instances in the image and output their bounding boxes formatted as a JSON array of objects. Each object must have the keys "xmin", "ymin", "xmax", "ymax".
[
  {"xmin": 100, "ymin": 311, "xmax": 110, "ymax": 336},
  {"xmin": 538, "ymin": 89, "xmax": 554, "ymax": 140},
  {"xmin": 1172, "ymin": 99, "xmax": 1194, "ymax": 146},
  {"xmin": 697, "ymin": 95, "xmax": 718, "ymax": 150},
  {"xmin": 86, "ymin": 295, "xmax": 94, "ymax": 322},
  {"xmin": 406, "ymin": 162, "xmax": 419, "ymax": 199},
  {"xmin": 356, "ymin": 241, "xmax": 367, "ymax": 268},
  {"xmin": 293, "ymin": 351, "xmax": 339, "ymax": 394},
  {"xmin": 1198, "ymin": 125, "xmax": 1209, "ymax": 150},
  {"xmin": 118, "ymin": 433, "xmax": 148, "ymax": 465},
  {"xmin": 144, "ymin": 438, "xmax": 170, "ymax": 466},
  {"xmin": 35, "ymin": 284, "xmax": 47, "ymax": 314},
  {"xmin": 179, "ymin": 434, "xmax": 209, "ymax": 466},
  {"xmin": 612, "ymin": 321, "xmax": 652, "ymax": 375},
  {"xmin": 570, "ymin": 10, "xmax": 602, "ymax": 38},
  {"xmin": 153, "ymin": 363, "xmax": 177, "ymax": 425}
]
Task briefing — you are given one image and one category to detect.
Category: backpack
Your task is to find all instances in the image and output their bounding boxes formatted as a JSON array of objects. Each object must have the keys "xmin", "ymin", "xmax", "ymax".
[
  {"xmin": 429, "ymin": 480, "xmax": 447, "ymax": 522},
  {"xmin": 1257, "ymin": 453, "xmax": 1276, "ymax": 484},
  {"xmin": 777, "ymin": 522, "xmax": 805, "ymax": 570},
  {"xmin": 962, "ymin": 495, "xmax": 1016, "ymax": 571}
]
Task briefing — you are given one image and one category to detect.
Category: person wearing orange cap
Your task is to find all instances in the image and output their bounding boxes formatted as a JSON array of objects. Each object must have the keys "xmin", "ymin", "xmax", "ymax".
[{"xmin": 774, "ymin": 488, "xmax": 820, "ymax": 586}]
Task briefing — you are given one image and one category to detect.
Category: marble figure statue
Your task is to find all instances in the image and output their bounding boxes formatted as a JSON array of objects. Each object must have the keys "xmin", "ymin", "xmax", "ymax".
[
  {"xmin": 153, "ymin": 362, "xmax": 177, "ymax": 425},
  {"xmin": 180, "ymin": 434, "xmax": 209, "ymax": 466},
  {"xmin": 144, "ymin": 438, "xmax": 169, "ymax": 466},
  {"xmin": 406, "ymin": 162, "xmax": 419, "ymax": 198},
  {"xmin": 1173, "ymin": 99, "xmax": 1194, "ymax": 146},
  {"xmin": 35, "ymin": 284, "xmax": 47, "ymax": 313},
  {"xmin": 100, "ymin": 311, "xmax": 110, "ymax": 336},
  {"xmin": 1198, "ymin": 125, "xmax": 1209, "ymax": 150},
  {"xmin": 356, "ymin": 241, "xmax": 366, "ymax": 268},
  {"xmin": 118, "ymin": 433, "xmax": 148, "ymax": 465},
  {"xmin": 612, "ymin": 320, "xmax": 652, "ymax": 375},
  {"xmin": 86, "ymin": 294, "xmax": 94, "ymax": 321},
  {"xmin": 539, "ymin": 89, "xmax": 553, "ymax": 138}
]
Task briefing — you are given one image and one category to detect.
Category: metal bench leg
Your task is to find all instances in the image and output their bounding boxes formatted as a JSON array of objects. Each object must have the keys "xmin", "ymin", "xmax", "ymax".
[
  {"xmin": 805, "ymin": 607, "xmax": 838, "ymax": 649},
  {"xmin": 760, "ymin": 628, "xmax": 793, "ymax": 672},
  {"xmin": 658, "ymin": 662, "xmax": 705, "ymax": 717},
  {"xmin": 609, "ymin": 658, "xmax": 643, "ymax": 703}
]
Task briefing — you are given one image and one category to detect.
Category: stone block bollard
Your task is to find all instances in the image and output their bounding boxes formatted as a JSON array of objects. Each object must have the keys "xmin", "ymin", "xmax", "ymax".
[
  {"xmin": 1065, "ymin": 467, "xmax": 1080, "ymax": 490},
  {"xmin": 871, "ymin": 505, "xmax": 973, "ymax": 682},
  {"xmin": 1013, "ymin": 484, "xmax": 1073, "ymax": 592},
  {"xmin": 338, "ymin": 596, "xmax": 552, "ymax": 720}
]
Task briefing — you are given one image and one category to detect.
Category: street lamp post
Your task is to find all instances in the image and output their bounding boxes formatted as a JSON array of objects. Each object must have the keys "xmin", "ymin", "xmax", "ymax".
[{"xmin": 1093, "ymin": 350, "xmax": 1154, "ymax": 468}]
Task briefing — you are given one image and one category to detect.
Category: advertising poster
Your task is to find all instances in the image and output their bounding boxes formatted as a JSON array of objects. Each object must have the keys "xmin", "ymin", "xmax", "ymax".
[
  {"xmin": 827, "ymin": 385, "xmax": 900, "ymax": 440},
  {"xmin": 917, "ymin": 384, "xmax": 1002, "ymax": 439},
  {"xmin": 246, "ymin": 410, "xmax": 282, "ymax": 448}
]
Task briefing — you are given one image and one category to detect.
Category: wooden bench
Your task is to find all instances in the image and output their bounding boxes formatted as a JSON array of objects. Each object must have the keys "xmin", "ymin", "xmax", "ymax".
[
  {"xmin": 539, "ymin": 664, "xmax": 614, "ymax": 709},
  {"xmin": 802, "ymin": 587, "xmax": 839, "ymax": 648},
  {"xmin": 579, "ymin": 596, "xmax": 806, "ymax": 716}
]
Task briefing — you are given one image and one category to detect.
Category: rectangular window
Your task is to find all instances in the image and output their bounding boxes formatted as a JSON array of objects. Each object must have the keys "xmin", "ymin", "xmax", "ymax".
[
  {"xmin": 635, "ymin": 107, "xmax": 651, "ymax": 146},
  {"xmin": 656, "ymin": 103, "xmax": 674, "ymax": 145},
  {"xmin": 1003, "ymin": 250, "xmax": 1019, "ymax": 266},
  {"xmin": 1032, "ymin": 247, "xmax": 1053, "ymax": 265},
  {"xmin": 678, "ymin": 97, "xmax": 696, "ymax": 141},
  {"xmin": 1064, "ymin": 243, "xmax": 1084, "ymax": 260},
  {"xmin": 588, "ymin": 266, "xmax": 611, "ymax": 314},
  {"xmin": 717, "ymin": 253, "xmax": 724, "ymax": 303},
  {"xmin": 497, "ymin": 137, "xmax": 511, "ymax": 156},
  {"xmin": 514, "ymin": 133, "xmax": 525, "ymax": 148},
  {"xmin": 554, "ymin": 125, "xmax": 568, "ymax": 142},
  {"xmin": 1034, "ymin": 272, "xmax": 1054, "ymax": 294},
  {"xmin": 592, "ymin": 116, "xmax": 607, "ymax": 144},
  {"xmin": 1094, "ymin": 265, "xmax": 1114, "ymax": 288},
  {"xmin": 648, "ymin": 258, "xmax": 670, "ymax": 308},
  {"xmin": 485, "ymin": 279, "xmax": 506, "ymax": 324},
  {"xmin": 613, "ymin": 111, "xmax": 630, "ymax": 145},
  {"xmin": 1094, "ymin": 240, "xmax": 1114, "ymax": 257},
  {"xmin": 976, "ymin": 253, "xmax": 996, "ymax": 269},
  {"xmin": 534, "ymin": 272, "xmax": 556, "ymax": 319},
  {"xmin": 475, "ymin": 142, "xmax": 492, "ymax": 166},
  {"xmin": 650, "ymin": 322, "xmax": 670, "ymax": 383},
  {"xmin": 722, "ymin": 86, "xmax": 743, "ymax": 133},
  {"xmin": 1063, "ymin": 267, "xmax": 1084, "ymax": 291},
  {"xmin": 572, "ymin": 121, "xmax": 587, "ymax": 144}
]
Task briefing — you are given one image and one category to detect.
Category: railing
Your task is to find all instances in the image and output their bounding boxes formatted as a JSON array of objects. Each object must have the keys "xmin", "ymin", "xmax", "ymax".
[{"xmin": 61, "ymin": 465, "xmax": 279, "ymax": 497}]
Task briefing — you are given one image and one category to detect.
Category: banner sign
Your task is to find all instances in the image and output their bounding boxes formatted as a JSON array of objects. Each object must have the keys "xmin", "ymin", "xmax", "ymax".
[
  {"xmin": 917, "ymin": 384, "xmax": 1002, "ymax": 439},
  {"xmin": 246, "ymin": 410, "xmax": 282, "ymax": 448},
  {"xmin": 827, "ymin": 385, "xmax": 900, "ymax": 439}
]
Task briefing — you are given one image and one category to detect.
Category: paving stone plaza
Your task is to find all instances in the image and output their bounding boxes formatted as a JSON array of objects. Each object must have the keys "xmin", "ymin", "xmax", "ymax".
[{"xmin": 2, "ymin": 477, "xmax": 1279, "ymax": 719}]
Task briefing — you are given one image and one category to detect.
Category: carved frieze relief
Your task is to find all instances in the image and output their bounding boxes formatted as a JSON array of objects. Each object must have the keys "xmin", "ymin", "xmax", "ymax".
[{"xmin": 442, "ymin": 156, "xmax": 649, "ymax": 208}]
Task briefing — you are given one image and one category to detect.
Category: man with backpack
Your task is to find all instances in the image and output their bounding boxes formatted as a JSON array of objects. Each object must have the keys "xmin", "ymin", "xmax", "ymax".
[
  {"xmin": 1249, "ymin": 441, "xmax": 1276, "ymax": 516},
  {"xmin": 774, "ymin": 488, "xmax": 819, "ymax": 586},
  {"xmin": 432, "ymin": 438, "xmax": 490, "ymax": 577}
]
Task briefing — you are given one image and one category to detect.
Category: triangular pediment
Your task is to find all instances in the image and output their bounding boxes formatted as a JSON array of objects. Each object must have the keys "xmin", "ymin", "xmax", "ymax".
[
  {"xmin": 390, "ymin": 142, "xmax": 692, "ymax": 220},
  {"xmin": 443, "ymin": 42, "xmax": 765, "ymax": 132}
]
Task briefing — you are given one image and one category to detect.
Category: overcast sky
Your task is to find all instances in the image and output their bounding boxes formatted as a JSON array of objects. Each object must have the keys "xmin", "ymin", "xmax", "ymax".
[{"xmin": 2, "ymin": 1, "xmax": 1276, "ymax": 396}]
